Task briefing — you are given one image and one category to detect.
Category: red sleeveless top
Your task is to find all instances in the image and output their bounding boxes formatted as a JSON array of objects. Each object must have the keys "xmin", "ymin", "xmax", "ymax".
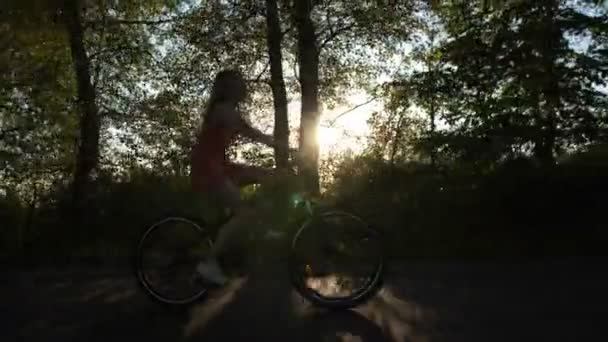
[{"xmin": 190, "ymin": 119, "xmax": 238, "ymax": 190}]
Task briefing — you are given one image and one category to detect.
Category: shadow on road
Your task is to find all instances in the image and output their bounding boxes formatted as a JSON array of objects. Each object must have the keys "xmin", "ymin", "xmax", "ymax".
[
  {"xmin": 298, "ymin": 309, "xmax": 389, "ymax": 342},
  {"xmin": 182, "ymin": 267, "xmax": 433, "ymax": 342},
  {"xmin": 12, "ymin": 266, "xmax": 433, "ymax": 342},
  {"xmin": 15, "ymin": 259, "xmax": 605, "ymax": 342}
]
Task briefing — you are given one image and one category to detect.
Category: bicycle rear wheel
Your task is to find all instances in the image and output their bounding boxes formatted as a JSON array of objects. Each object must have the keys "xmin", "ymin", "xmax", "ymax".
[
  {"xmin": 135, "ymin": 216, "xmax": 213, "ymax": 305},
  {"xmin": 289, "ymin": 211, "xmax": 385, "ymax": 309}
]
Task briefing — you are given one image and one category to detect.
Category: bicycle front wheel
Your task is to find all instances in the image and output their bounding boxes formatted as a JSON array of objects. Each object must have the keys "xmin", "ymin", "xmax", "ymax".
[
  {"xmin": 289, "ymin": 211, "xmax": 386, "ymax": 309},
  {"xmin": 135, "ymin": 216, "xmax": 213, "ymax": 305}
]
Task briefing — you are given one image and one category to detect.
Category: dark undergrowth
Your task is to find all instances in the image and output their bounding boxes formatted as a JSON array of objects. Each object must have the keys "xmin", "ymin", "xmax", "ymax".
[{"xmin": 1, "ymin": 147, "xmax": 607, "ymax": 267}]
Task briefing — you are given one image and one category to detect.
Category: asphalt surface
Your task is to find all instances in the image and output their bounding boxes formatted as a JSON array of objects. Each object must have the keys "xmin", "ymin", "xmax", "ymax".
[{"xmin": 6, "ymin": 258, "xmax": 608, "ymax": 342}]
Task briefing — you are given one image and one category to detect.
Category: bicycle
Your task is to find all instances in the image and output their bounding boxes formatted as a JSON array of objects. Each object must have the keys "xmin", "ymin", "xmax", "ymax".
[{"xmin": 134, "ymin": 155, "xmax": 386, "ymax": 310}]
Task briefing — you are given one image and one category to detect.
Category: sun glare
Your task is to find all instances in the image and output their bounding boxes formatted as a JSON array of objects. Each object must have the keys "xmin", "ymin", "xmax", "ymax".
[
  {"xmin": 317, "ymin": 126, "xmax": 340, "ymax": 153},
  {"xmin": 316, "ymin": 93, "xmax": 378, "ymax": 155},
  {"xmin": 288, "ymin": 92, "xmax": 379, "ymax": 156}
]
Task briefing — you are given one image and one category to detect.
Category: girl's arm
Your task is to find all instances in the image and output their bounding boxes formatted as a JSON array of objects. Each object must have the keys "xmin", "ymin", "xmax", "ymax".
[
  {"xmin": 238, "ymin": 123, "xmax": 275, "ymax": 147},
  {"xmin": 214, "ymin": 103, "xmax": 275, "ymax": 148}
]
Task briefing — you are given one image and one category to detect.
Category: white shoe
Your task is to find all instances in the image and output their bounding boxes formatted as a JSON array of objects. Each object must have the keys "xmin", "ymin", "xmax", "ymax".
[{"xmin": 196, "ymin": 259, "xmax": 228, "ymax": 286}]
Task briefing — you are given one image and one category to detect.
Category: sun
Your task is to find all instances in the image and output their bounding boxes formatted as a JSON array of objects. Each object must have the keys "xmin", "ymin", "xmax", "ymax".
[{"xmin": 317, "ymin": 126, "xmax": 340, "ymax": 154}]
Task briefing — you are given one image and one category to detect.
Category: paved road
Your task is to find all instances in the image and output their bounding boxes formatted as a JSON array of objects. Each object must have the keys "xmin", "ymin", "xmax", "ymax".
[{"xmin": 6, "ymin": 258, "xmax": 608, "ymax": 342}]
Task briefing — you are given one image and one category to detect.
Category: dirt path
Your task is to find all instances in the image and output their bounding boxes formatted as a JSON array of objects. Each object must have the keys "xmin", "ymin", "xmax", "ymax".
[{"xmin": 7, "ymin": 258, "xmax": 607, "ymax": 342}]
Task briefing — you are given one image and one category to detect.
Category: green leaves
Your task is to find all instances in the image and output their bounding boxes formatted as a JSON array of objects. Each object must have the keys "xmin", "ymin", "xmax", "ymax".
[{"xmin": 375, "ymin": 0, "xmax": 608, "ymax": 167}]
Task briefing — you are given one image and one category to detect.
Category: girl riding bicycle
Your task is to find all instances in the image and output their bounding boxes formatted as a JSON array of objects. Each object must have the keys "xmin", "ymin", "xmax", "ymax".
[
  {"xmin": 137, "ymin": 72, "xmax": 384, "ymax": 303},
  {"xmin": 191, "ymin": 69, "xmax": 282, "ymax": 284}
]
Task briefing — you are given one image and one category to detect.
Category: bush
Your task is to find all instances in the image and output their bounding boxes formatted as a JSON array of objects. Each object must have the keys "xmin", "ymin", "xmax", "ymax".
[
  {"xmin": 326, "ymin": 150, "xmax": 608, "ymax": 259},
  {"xmin": 5, "ymin": 144, "xmax": 608, "ymax": 265},
  {"xmin": 18, "ymin": 168, "xmax": 306, "ymax": 266},
  {"xmin": 0, "ymin": 190, "xmax": 25, "ymax": 260},
  {"xmin": 24, "ymin": 169, "xmax": 225, "ymax": 264}
]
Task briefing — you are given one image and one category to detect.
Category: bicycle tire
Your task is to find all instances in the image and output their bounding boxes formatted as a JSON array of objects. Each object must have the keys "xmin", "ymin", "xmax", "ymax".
[
  {"xmin": 135, "ymin": 216, "xmax": 213, "ymax": 306},
  {"xmin": 288, "ymin": 210, "xmax": 386, "ymax": 310}
]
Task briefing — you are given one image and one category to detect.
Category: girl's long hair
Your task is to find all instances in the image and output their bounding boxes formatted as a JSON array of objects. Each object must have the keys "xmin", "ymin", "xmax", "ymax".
[{"xmin": 203, "ymin": 69, "xmax": 245, "ymax": 121}]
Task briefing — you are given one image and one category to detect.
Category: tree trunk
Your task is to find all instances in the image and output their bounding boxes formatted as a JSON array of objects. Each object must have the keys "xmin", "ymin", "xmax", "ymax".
[
  {"xmin": 265, "ymin": 0, "xmax": 290, "ymax": 170},
  {"xmin": 294, "ymin": 0, "xmax": 320, "ymax": 194},
  {"xmin": 23, "ymin": 184, "xmax": 38, "ymax": 256},
  {"xmin": 389, "ymin": 114, "xmax": 404, "ymax": 166},
  {"xmin": 534, "ymin": 0, "xmax": 559, "ymax": 166},
  {"xmin": 65, "ymin": 0, "xmax": 101, "ymax": 208},
  {"xmin": 542, "ymin": 1, "xmax": 558, "ymax": 166},
  {"xmin": 427, "ymin": 50, "xmax": 437, "ymax": 166}
]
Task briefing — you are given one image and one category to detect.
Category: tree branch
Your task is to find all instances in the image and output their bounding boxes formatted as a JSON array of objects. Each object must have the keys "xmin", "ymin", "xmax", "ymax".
[
  {"xmin": 314, "ymin": 3, "xmax": 334, "ymax": 40},
  {"xmin": 282, "ymin": 26, "xmax": 293, "ymax": 36},
  {"xmin": 249, "ymin": 60, "xmax": 271, "ymax": 84},
  {"xmin": 324, "ymin": 97, "xmax": 378, "ymax": 127},
  {"xmin": 92, "ymin": 0, "xmax": 107, "ymax": 89},
  {"xmin": 319, "ymin": 22, "xmax": 356, "ymax": 50},
  {"xmin": 83, "ymin": 10, "xmax": 198, "ymax": 30},
  {"xmin": 292, "ymin": 54, "xmax": 299, "ymax": 83},
  {"xmin": 85, "ymin": 18, "xmax": 181, "ymax": 27}
]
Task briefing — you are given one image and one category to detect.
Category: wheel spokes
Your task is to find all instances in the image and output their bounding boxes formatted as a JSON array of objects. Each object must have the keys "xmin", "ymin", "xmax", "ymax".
[
  {"xmin": 291, "ymin": 212, "xmax": 384, "ymax": 304},
  {"xmin": 136, "ymin": 217, "xmax": 213, "ymax": 304}
]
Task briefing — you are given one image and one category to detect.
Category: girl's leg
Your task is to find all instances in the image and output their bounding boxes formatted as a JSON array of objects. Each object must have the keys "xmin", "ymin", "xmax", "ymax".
[
  {"xmin": 208, "ymin": 179, "xmax": 250, "ymax": 256},
  {"xmin": 211, "ymin": 164, "xmax": 277, "ymax": 255},
  {"xmin": 196, "ymin": 164, "xmax": 276, "ymax": 284}
]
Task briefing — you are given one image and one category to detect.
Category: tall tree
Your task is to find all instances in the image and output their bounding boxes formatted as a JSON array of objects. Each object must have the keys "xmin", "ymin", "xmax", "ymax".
[
  {"xmin": 265, "ymin": 0, "xmax": 290, "ymax": 169},
  {"xmin": 290, "ymin": 0, "xmax": 417, "ymax": 191},
  {"xmin": 293, "ymin": 0, "xmax": 321, "ymax": 193},
  {"xmin": 489, "ymin": 0, "xmax": 608, "ymax": 163},
  {"xmin": 64, "ymin": 0, "xmax": 101, "ymax": 207},
  {"xmin": 391, "ymin": 0, "xmax": 608, "ymax": 166}
]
